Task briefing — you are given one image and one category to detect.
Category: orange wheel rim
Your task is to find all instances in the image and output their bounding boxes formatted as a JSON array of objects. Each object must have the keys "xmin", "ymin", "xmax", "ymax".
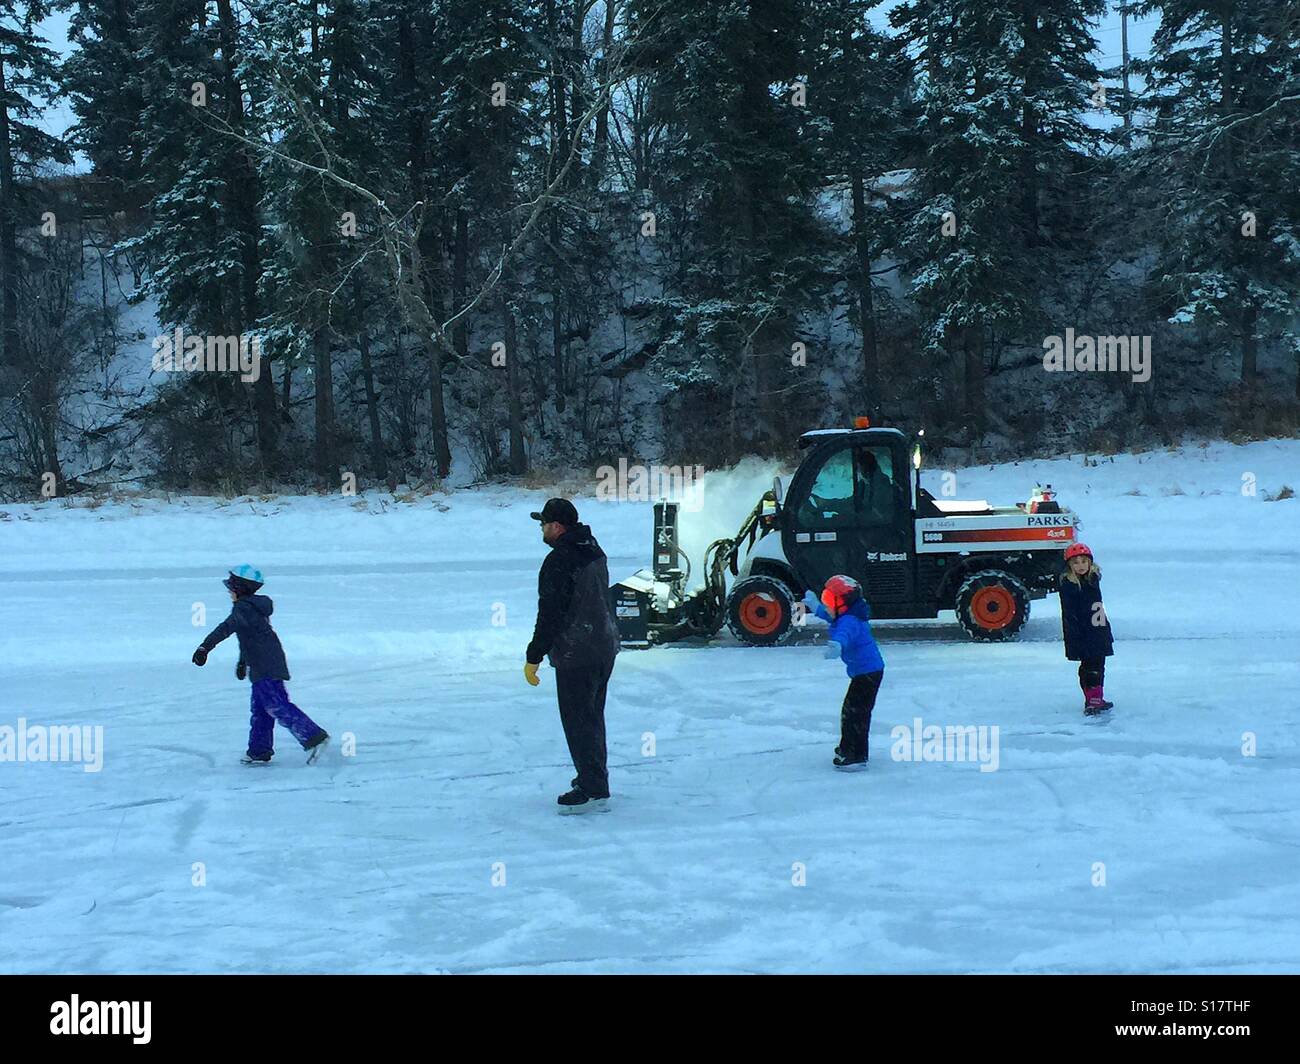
[
  {"xmin": 970, "ymin": 585, "xmax": 1016, "ymax": 629},
  {"xmin": 739, "ymin": 592, "xmax": 783, "ymax": 636}
]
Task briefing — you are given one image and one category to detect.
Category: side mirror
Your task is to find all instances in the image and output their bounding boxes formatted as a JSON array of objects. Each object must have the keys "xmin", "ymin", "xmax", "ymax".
[{"xmin": 772, "ymin": 475, "xmax": 784, "ymax": 505}]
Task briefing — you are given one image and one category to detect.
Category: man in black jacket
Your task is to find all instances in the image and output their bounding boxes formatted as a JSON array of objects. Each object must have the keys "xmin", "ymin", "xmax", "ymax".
[{"xmin": 524, "ymin": 498, "xmax": 620, "ymax": 814}]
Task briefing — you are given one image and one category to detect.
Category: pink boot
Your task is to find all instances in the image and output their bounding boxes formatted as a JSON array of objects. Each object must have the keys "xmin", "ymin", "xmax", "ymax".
[{"xmin": 1084, "ymin": 686, "xmax": 1114, "ymax": 715}]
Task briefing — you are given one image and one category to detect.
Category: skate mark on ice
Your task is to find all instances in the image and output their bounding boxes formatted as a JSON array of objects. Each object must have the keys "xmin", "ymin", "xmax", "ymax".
[
  {"xmin": 142, "ymin": 744, "xmax": 217, "ymax": 768},
  {"xmin": 111, "ymin": 809, "xmax": 127, "ymax": 854},
  {"xmin": 105, "ymin": 795, "xmax": 185, "ymax": 812},
  {"xmin": 1027, "ymin": 772, "xmax": 1083, "ymax": 830},
  {"xmin": 173, "ymin": 800, "xmax": 207, "ymax": 850},
  {"xmin": 1217, "ymin": 814, "xmax": 1300, "ymax": 850},
  {"xmin": 0, "ymin": 896, "xmax": 47, "ymax": 910}
]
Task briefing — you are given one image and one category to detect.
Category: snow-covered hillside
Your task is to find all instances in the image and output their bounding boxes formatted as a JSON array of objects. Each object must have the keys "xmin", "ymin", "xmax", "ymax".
[{"xmin": 1, "ymin": 439, "xmax": 1297, "ymax": 972}]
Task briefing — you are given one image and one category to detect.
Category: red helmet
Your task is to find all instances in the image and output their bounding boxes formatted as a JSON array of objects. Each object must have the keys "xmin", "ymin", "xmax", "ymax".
[
  {"xmin": 1064, "ymin": 542, "xmax": 1093, "ymax": 561},
  {"xmin": 821, "ymin": 574, "xmax": 862, "ymax": 613}
]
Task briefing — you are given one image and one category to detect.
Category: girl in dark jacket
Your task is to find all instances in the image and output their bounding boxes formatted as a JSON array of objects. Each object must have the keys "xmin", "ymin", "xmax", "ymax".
[{"xmin": 1059, "ymin": 543, "xmax": 1114, "ymax": 715}]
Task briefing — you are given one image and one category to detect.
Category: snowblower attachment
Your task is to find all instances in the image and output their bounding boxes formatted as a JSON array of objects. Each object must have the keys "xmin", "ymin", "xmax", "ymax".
[{"xmin": 609, "ymin": 492, "xmax": 780, "ymax": 646}]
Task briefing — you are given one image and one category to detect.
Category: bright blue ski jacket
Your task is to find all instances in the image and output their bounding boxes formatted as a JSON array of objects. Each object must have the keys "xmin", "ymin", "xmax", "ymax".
[{"xmin": 815, "ymin": 598, "xmax": 885, "ymax": 677}]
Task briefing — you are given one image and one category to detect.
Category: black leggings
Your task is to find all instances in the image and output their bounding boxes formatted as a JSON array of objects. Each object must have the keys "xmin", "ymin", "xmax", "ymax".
[
  {"xmin": 1078, "ymin": 658, "xmax": 1106, "ymax": 690},
  {"xmin": 839, "ymin": 670, "xmax": 884, "ymax": 761}
]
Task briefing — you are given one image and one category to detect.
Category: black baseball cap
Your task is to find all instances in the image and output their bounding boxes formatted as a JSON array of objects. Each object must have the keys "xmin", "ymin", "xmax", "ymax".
[{"xmin": 530, "ymin": 497, "xmax": 579, "ymax": 525}]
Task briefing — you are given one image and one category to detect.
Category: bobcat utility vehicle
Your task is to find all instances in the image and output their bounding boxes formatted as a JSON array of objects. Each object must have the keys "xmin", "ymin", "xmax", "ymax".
[{"xmin": 610, "ymin": 419, "xmax": 1081, "ymax": 646}]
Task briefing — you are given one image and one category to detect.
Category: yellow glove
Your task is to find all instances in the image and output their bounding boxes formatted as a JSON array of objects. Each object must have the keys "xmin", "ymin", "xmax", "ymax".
[{"xmin": 523, "ymin": 662, "xmax": 540, "ymax": 687}]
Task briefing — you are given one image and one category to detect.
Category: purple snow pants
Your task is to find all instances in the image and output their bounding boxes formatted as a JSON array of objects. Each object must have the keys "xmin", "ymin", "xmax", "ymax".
[{"xmin": 248, "ymin": 679, "xmax": 325, "ymax": 758}]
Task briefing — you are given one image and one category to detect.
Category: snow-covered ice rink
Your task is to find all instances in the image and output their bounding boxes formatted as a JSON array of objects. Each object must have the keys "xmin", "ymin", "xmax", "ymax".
[{"xmin": 3, "ymin": 440, "xmax": 1298, "ymax": 973}]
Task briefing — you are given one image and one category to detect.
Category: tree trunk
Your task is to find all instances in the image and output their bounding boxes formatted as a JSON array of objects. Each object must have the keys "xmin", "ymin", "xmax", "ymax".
[
  {"xmin": 0, "ymin": 57, "xmax": 18, "ymax": 366},
  {"xmin": 633, "ymin": 87, "xmax": 648, "ymax": 190},
  {"xmin": 398, "ymin": 3, "xmax": 451, "ymax": 478},
  {"xmin": 1240, "ymin": 299, "xmax": 1257, "ymax": 394},
  {"xmin": 1219, "ymin": 16, "xmax": 1235, "ymax": 182},
  {"xmin": 34, "ymin": 369, "xmax": 63, "ymax": 494},
  {"xmin": 1019, "ymin": 4, "xmax": 1040, "ymax": 245},
  {"xmin": 850, "ymin": 172, "xmax": 879, "ymax": 411},
  {"xmin": 427, "ymin": 337, "xmax": 451, "ymax": 478},
  {"xmin": 504, "ymin": 294, "xmax": 526, "ymax": 474},
  {"xmin": 552, "ymin": 279, "xmax": 566, "ymax": 413},
  {"xmin": 359, "ymin": 326, "xmax": 388, "ymax": 483},
  {"xmin": 590, "ymin": 0, "xmax": 617, "ymax": 186},
  {"xmin": 567, "ymin": 0, "xmax": 585, "ymax": 186},
  {"xmin": 313, "ymin": 329, "xmax": 335, "ymax": 481},
  {"xmin": 963, "ymin": 326, "xmax": 985, "ymax": 436},
  {"xmin": 734, "ymin": 68, "xmax": 775, "ymax": 448},
  {"xmin": 453, "ymin": 209, "xmax": 468, "ymax": 360},
  {"xmin": 389, "ymin": 326, "xmax": 411, "ymax": 455},
  {"xmin": 546, "ymin": 0, "xmax": 571, "ymax": 170},
  {"xmin": 546, "ymin": 0, "xmax": 570, "ymax": 413}
]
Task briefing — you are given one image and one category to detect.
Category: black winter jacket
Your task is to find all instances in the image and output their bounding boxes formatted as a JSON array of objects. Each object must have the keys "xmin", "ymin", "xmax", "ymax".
[
  {"xmin": 1059, "ymin": 573, "xmax": 1114, "ymax": 661},
  {"xmin": 526, "ymin": 523, "xmax": 621, "ymax": 669},
  {"xmin": 200, "ymin": 594, "xmax": 291, "ymax": 681}
]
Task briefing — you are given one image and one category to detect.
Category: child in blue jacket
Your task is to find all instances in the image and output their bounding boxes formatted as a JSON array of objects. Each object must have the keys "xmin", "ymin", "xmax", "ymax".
[
  {"xmin": 191, "ymin": 565, "xmax": 330, "ymax": 765},
  {"xmin": 803, "ymin": 575, "xmax": 885, "ymax": 771}
]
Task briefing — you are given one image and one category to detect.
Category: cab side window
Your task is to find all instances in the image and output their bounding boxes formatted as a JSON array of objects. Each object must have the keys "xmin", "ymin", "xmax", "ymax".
[
  {"xmin": 856, "ymin": 447, "xmax": 899, "ymax": 526},
  {"xmin": 799, "ymin": 448, "xmax": 856, "ymax": 527}
]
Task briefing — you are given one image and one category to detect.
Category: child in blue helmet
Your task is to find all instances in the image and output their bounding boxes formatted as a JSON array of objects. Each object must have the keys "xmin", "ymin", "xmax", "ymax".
[
  {"xmin": 803, "ymin": 574, "xmax": 885, "ymax": 771},
  {"xmin": 191, "ymin": 565, "xmax": 330, "ymax": 765}
]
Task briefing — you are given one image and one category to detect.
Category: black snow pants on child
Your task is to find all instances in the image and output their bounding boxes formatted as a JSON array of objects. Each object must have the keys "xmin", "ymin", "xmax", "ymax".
[
  {"xmin": 838, "ymin": 670, "xmax": 884, "ymax": 762},
  {"xmin": 1078, "ymin": 658, "xmax": 1106, "ymax": 692}
]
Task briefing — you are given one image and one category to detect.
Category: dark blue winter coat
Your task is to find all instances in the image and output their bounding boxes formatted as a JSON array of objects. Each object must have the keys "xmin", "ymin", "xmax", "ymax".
[
  {"xmin": 1058, "ymin": 573, "xmax": 1114, "ymax": 661},
  {"xmin": 815, "ymin": 598, "xmax": 885, "ymax": 677},
  {"xmin": 200, "ymin": 594, "xmax": 291, "ymax": 681}
]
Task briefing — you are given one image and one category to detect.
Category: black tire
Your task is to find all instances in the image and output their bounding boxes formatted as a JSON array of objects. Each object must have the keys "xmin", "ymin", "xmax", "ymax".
[
  {"xmin": 726, "ymin": 575, "xmax": 796, "ymax": 646},
  {"xmin": 955, "ymin": 569, "xmax": 1030, "ymax": 641}
]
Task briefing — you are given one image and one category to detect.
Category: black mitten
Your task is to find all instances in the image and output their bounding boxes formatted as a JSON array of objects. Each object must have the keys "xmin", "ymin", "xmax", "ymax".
[{"xmin": 192, "ymin": 647, "xmax": 208, "ymax": 667}]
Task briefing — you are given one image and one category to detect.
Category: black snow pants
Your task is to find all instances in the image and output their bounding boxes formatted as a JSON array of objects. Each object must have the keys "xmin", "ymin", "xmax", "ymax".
[
  {"xmin": 1078, "ymin": 658, "xmax": 1106, "ymax": 691},
  {"xmin": 838, "ymin": 670, "xmax": 884, "ymax": 762},
  {"xmin": 555, "ymin": 657, "xmax": 615, "ymax": 799}
]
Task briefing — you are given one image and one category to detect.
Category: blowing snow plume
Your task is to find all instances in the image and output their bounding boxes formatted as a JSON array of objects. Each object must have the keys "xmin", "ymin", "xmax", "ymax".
[{"xmin": 676, "ymin": 457, "xmax": 792, "ymax": 593}]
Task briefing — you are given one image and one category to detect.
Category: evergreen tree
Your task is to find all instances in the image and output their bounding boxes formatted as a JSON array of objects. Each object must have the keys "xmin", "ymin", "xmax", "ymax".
[
  {"xmin": 805, "ymin": 0, "xmax": 909, "ymax": 416},
  {"xmin": 0, "ymin": 0, "xmax": 70, "ymax": 365},
  {"xmin": 426, "ymin": 0, "xmax": 542, "ymax": 475},
  {"xmin": 121, "ymin": 0, "xmax": 286, "ymax": 480},
  {"xmin": 625, "ymin": 0, "xmax": 836, "ymax": 456},
  {"xmin": 1135, "ymin": 0, "xmax": 1300, "ymax": 405},
  {"xmin": 374, "ymin": 0, "xmax": 452, "ymax": 475},
  {"xmin": 890, "ymin": 0, "xmax": 1102, "ymax": 438},
  {"xmin": 58, "ymin": 0, "xmax": 147, "ymax": 219},
  {"xmin": 244, "ymin": 0, "xmax": 387, "ymax": 481}
]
